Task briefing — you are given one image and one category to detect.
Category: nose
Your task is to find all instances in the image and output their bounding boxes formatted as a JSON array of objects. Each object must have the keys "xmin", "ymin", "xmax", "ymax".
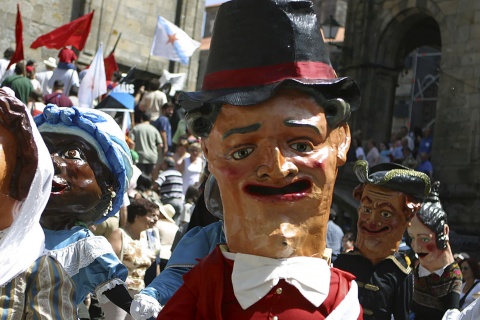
[
  {"xmin": 411, "ymin": 237, "xmax": 421, "ymax": 252},
  {"xmin": 365, "ymin": 212, "xmax": 382, "ymax": 229},
  {"xmin": 256, "ymin": 147, "xmax": 298, "ymax": 180},
  {"xmin": 50, "ymin": 153, "xmax": 64, "ymax": 175}
]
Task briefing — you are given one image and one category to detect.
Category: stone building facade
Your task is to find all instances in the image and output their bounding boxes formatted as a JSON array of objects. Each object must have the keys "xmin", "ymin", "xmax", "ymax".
[
  {"xmin": 340, "ymin": 0, "xmax": 480, "ymax": 247},
  {"xmin": 0, "ymin": 0, "xmax": 204, "ymax": 90}
]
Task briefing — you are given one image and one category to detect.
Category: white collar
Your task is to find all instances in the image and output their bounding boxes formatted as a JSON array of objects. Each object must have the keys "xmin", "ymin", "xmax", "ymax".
[
  {"xmin": 222, "ymin": 249, "xmax": 331, "ymax": 310},
  {"xmin": 418, "ymin": 264, "xmax": 446, "ymax": 277}
]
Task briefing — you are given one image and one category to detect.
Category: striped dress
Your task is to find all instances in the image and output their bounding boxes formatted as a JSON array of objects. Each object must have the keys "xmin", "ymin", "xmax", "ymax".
[{"xmin": 0, "ymin": 255, "xmax": 77, "ymax": 319}]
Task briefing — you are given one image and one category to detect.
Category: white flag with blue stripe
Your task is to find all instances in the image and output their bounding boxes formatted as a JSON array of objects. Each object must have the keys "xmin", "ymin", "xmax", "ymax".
[{"xmin": 150, "ymin": 16, "xmax": 200, "ymax": 65}]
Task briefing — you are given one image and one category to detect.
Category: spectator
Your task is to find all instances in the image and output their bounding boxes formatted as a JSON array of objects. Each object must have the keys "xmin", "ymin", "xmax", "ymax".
[
  {"xmin": 401, "ymin": 145, "xmax": 418, "ymax": 169},
  {"xmin": 48, "ymin": 62, "xmax": 80, "ymax": 96},
  {"xmin": 68, "ymin": 85, "xmax": 79, "ymax": 106},
  {"xmin": 57, "ymin": 46, "xmax": 77, "ymax": 69},
  {"xmin": 105, "ymin": 198, "xmax": 160, "ymax": 319},
  {"xmin": 152, "ymin": 102, "xmax": 175, "ymax": 180},
  {"xmin": 178, "ymin": 142, "xmax": 205, "ymax": 195},
  {"xmin": 379, "ymin": 141, "xmax": 392, "ymax": 163},
  {"xmin": 366, "ymin": 138, "xmax": 380, "ymax": 166},
  {"xmin": 353, "ymin": 138, "xmax": 366, "ymax": 160},
  {"xmin": 326, "ymin": 208, "xmax": 344, "ymax": 262},
  {"xmin": 154, "ymin": 156, "xmax": 184, "ymax": 223},
  {"xmin": 416, "ymin": 151, "xmax": 433, "ymax": 178},
  {"xmin": 154, "ymin": 204, "xmax": 179, "ymax": 271},
  {"xmin": 27, "ymin": 91, "xmax": 46, "ymax": 116},
  {"xmin": 418, "ymin": 126, "xmax": 433, "ymax": 159},
  {"xmin": 139, "ymin": 78, "xmax": 167, "ymax": 121},
  {"xmin": 36, "ymin": 57, "xmax": 57, "ymax": 95},
  {"xmin": 43, "ymin": 80, "xmax": 74, "ymax": 107},
  {"xmin": 0, "ymin": 47, "xmax": 15, "ymax": 82},
  {"xmin": 399, "ymin": 125, "xmax": 415, "ymax": 152},
  {"xmin": 26, "ymin": 65, "xmax": 42, "ymax": 94},
  {"xmin": 130, "ymin": 112, "xmax": 163, "ymax": 177},
  {"xmin": 459, "ymin": 258, "xmax": 480, "ymax": 310},
  {"xmin": 342, "ymin": 232, "xmax": 355, "ymax": 253},
  {"xmin": 178, "ymin": 185, "xmax": 200, "ymax": 227},
  {"xmin": 1, "ymin": 61, "xmax": 33, "ymax": 104},
  {"xmin": 173, "ymin": 136, "xmax": 190, "ymax": 170}
]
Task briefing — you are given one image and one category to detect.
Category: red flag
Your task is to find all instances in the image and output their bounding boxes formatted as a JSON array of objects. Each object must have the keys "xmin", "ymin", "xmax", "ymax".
[
  {"xmin": 104, "ymin": 51, "xmax": 118, "ymax": 81},
  {"xmin": 7, "ymin": 4, "xmax": 24, "ymax": 69},
  {"xmin": 30, "ymin": 11, "xmax": 94, "ymax": 51}
]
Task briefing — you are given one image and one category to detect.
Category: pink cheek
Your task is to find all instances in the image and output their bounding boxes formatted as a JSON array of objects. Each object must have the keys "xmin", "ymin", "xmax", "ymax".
[
  {"xmin": 426, "ymin": 243, "xmax": 435, "ymax": 252},
  {"xmin": 215, "ymin": 165, "xmax": 244, "ymax": 180}
]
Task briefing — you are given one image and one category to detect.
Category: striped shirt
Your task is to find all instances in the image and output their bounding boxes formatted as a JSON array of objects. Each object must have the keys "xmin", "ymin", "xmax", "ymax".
[
  {"xmin": 156, "ymin": 169, "xmax": 184, "ymax": 199},
  {"xmin": 0, "ymin": 255, "xmax": 77, "ymax": 319}
]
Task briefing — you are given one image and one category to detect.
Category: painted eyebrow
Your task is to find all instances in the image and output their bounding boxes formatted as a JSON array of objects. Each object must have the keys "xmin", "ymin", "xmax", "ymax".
[
  {"xmin": 284, "ymin": 119, "xmax": 321, "ymax": 135},
  {"xmin": 222, "ymin": 123, "xmax": 261, "ymax": 140}
]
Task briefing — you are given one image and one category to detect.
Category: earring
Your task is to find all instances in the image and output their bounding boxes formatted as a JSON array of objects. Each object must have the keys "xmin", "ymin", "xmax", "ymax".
[{"xmin": 103, "ymin": 191, "xmax": 117, "ymax": 216}]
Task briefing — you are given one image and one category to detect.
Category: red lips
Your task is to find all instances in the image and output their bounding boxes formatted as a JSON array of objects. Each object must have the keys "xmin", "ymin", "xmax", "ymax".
[{"xmin": 51, "ymin": 176, "xmax": 68, "ymax": 195}]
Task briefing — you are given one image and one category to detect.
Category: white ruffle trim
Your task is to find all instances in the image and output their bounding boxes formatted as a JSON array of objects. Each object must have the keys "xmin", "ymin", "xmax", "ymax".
[
  {"xmin": 130, "ymin": 294, "xmax": 163, "ymax": 320},
  {"xmin": 46, "ymin": 236, "xmax": 115, "ymax": 277},
  {"xmin": 95, "ymin": 278, "xmax": 127, "ymax": 304}
]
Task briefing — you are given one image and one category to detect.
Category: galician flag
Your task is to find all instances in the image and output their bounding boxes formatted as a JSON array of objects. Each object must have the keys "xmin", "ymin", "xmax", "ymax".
[
  {"xmin": 150, "ymin": 16, "xmax": 200, "ymax": 65},
  {"xmin": 78, "ymin": 43, "xmax": 107, "ymax": 108}
]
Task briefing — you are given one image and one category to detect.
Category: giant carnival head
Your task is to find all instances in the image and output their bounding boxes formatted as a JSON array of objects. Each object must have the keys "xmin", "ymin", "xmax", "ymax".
[{"xmin": 178, "ymin": 0, "xmax": 361, "ymax": 259}]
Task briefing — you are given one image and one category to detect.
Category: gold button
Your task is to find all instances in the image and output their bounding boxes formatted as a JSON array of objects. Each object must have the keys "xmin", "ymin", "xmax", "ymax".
[
  {"xmin": 276, "ymin": 288, "xmax": 283, "ymax": 294},
  {"xmin": 273, "ymin": 316, "xmax": 278, "ymax": 320}
]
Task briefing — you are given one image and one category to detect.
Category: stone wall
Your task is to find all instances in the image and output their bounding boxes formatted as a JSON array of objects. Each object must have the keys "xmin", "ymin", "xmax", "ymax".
[
  {"xmin": 343, "ymin": 0, "xmax": 480, "ymax": 239},
  {"xmin": 0, "ymin": 0, "xmax": 204, "ymax": 90}
]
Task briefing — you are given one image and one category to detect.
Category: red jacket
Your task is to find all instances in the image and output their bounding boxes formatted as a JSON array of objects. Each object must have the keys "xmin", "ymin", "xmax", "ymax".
[{"xmin": 158, "ymin": 246, "xmax": 362, "ymax": 319}]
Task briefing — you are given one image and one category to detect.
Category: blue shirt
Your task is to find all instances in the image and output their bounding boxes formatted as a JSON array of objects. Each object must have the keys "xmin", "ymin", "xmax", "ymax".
[{"xmin": 153, "ymin": 116, "xmax": 172, "ymax": 148}]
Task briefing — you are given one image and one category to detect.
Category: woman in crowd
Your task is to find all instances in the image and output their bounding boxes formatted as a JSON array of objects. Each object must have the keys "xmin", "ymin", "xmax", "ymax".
[
  {"xmin": 0, "ymin": 89, "xmax": 76, "ymax": 319},
  {"xmin": 35, "ymin": 105, "xmax": 134, "ymax": 314},
  {"xmin": 178, "ymin": 142, "xmax": 205, "ymax": 194},
  {"xmin": 106, "ymin": 198, "xmax": 161, "ymax": 319},
  {"xmin": 173, "ymin": 135, "xmax": 190, "ymax": 170},
  {"xmin": 459, "ymin": 258, "xmax": 480, "ymax": 310}
]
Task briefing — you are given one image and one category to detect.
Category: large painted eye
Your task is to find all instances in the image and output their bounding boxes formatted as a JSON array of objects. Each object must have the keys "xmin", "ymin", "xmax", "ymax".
[
  {"xmin": 63, "ymin": 149, "xmax": 82, "ymax": 160},
  {"xmin": 421, "ymin": 237, "xmax": 431, "ymax": 243},
  {"xmin": 380, "ymin": 211, "xmax": 393, "ymax": 219},
  {"xmin": 290, "ymin": 142, "xmax": 313, "ymax": 153},
  {"xmin": 232, "ymin": 147, "xmax": 254, "ymax": 160},
  {"xmin": 362, "ymin": 207, "xmax": 372, "ymax": 214}
]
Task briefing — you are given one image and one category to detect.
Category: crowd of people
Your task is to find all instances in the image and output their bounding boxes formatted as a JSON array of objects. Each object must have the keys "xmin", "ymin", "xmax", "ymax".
[
  {"xmin": 347, "ymin": 124, "xmax": 435, "ymax": 179},
  {"xmin": 0, "ymin": 0, "xmax": 479, "ymax": 320}
]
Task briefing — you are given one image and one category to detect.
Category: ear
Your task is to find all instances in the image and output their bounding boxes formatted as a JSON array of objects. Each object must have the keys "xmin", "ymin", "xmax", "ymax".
[
  {"xmin": 444, "ymin": 224, "xmax": 450, "ymax": 238},
  {"xmin": 201, "ymin": 139, "xmax": 209, "ymax": 159},
  {"xmin": 332, "ymin": 123, "xmax": 351, "ymax": 166}
]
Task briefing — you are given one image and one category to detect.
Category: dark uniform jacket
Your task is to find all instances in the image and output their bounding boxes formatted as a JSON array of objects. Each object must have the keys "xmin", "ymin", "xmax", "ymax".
[{"xmin": 334, "ymin": 248, "xmax": 412, "ymax": 320}]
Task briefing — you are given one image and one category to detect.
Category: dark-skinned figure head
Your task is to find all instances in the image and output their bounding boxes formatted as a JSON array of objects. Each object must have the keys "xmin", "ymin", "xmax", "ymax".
[
  {"xmin": 416, "ymin": 181, "xmax": 448, "ymax": 250},
  {"xmin": 35, "ymin": 105, "xmax": 133, "ymax": 229}
]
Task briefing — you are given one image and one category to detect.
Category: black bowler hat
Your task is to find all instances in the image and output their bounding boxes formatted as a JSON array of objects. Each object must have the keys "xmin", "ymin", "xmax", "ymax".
[
  {"xmin": 354, "ymin": 160, "xmax": 431, "ymax": 200},
  {"xmin": 179, "ymin": 0, "xmax": 360, "ymax": 113}
]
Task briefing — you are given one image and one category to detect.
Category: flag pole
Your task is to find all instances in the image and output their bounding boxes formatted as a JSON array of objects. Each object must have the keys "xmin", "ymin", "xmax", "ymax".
[
  {"xmin": 146, "ymin": 54, "xmax": 151, "ymax": 73},
  {"xmin": 110, "ymin": 32, "xmax": 122, "ymax": 55}
]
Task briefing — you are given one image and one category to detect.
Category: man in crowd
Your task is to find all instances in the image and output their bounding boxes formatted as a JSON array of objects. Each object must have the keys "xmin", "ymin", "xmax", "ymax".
[
  {"xmin": 1, "ymin": 61, "xmax": 33, "ymax": 104},
  {"xmin": 43, "ymin": 80, "xmax": 74, "ymax": 107}
]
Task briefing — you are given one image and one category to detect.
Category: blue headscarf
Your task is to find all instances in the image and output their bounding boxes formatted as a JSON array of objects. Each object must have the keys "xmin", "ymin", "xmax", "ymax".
[{"xmin": 35, "ymin": 105, "xmax": 133, "ymax": 224}]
